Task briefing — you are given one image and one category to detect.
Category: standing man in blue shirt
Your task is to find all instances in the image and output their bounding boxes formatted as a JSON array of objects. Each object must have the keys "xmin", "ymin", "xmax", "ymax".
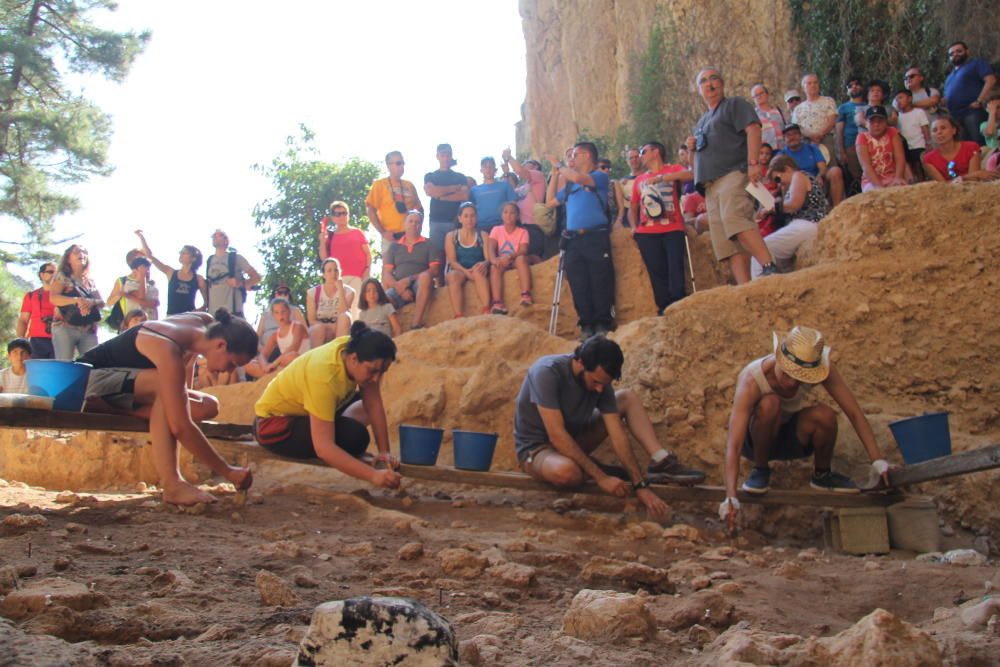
[
  {"xmin": 470, "ymin": 157, "xmax": 517, "ymax": 232},
  {"xmin": 943, "ymin": 41, "xmax": 997, "ymax": 145},
  {"xmin": 545, "ymin": 142, "xmax": 615, "ymax": 339},
  {"xmin": 836, "ymin": 76, "xmax": 865, "ymax": 194}
]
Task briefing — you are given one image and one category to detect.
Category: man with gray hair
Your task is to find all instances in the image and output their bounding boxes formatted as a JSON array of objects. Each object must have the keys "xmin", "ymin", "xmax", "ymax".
[
  {"xmin": 687, "ymin": 67, "xmax": 776, "ymax": 283},
  {"xmin": 792, "ymin": 73, "xmax": 839, "ymax": 169}
]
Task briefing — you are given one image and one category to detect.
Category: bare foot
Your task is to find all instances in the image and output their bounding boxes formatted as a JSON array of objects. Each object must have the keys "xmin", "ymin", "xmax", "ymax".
[{"xmin": 163, "ymin": 481, "xmax": 217, "ymax": 506}]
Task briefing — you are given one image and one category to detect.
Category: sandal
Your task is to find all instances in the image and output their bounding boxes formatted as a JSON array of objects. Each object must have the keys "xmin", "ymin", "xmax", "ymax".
[{"xmin": 519, "ymin": 291, "xmax": 534, "ymax": 306}]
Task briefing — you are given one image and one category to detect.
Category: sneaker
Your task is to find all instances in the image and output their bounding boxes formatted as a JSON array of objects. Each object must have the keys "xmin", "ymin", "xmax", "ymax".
[
  {"xmin": 490, "ymin": 303, "xmax": 508, "ymax": 315},
  {"xmin": 520, "ymin": 291, "xmax": 534, "ymax": 306},
  {"xmin": 810, "ymin": 470, "xmax": 860, "ymax": 494},
  {"xmin": 579, "ymin": 325, "xmax": 595, "ymax": 341},
  {"xmin": 760, "ymin": 262, "xmax": 778, "ymax": 276},
  {"xmin": 646, "ymin": 453, "xmax": 706, "ymax": 485},
  {"xmin": 741, "ymin": 467, "xmax": 771, "ymax": 494}
]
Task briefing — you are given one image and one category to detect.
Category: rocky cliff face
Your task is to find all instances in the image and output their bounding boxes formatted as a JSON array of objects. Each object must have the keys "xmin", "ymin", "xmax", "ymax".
[{"xmin": 517, "ymin": 0, "xmax": 802, "ymax": 156}]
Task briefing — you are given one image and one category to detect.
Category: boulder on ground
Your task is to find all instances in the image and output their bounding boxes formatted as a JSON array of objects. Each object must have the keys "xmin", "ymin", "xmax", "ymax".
[
  {"xmin": 792, "ymin": 608, "xmax": 942, "ymax": 666},
  {"xmin": 579, "ymin": 556, "xmax": 674, "ymax": 593},
  {"xmin": 256, "ymin": 570, "xmax": 298, "ymax": 607},
  {"xmin": 0, "ymin": 577, "xmax": 108, "ymax": 620},
  {"xmin": 485, "ymin": 562, "xmax": 537, "ymax": 588},
  {"xmin": 562, "ymin": 589, "xmax": 656, "ymax": 643},
  {"xmin": 439, "ymin": 548, "xmax": 487, "ymax": 579},
  {"xmin": 294, "ymin": 596, "xmax": 457, "ymax": 666},
  {"xmin": 660, "ymin": 591, "xmax": 738, "ymax": 631}
]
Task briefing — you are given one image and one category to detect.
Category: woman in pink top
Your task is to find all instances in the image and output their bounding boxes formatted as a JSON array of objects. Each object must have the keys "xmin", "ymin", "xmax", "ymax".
[
  {"xmin": 922, "ymin": 117, "xmax": 982, "ymax": 182},
  {"xmin": 502, "ymin": 148, "xmax": 548, "ymax": 260},
  {"xmin": 489, "ymin": 202, "xmax": 533, "ymax": 312},
  {"xmin": 318, "ymin": 200, "xmax": 371, "ymax": 317}
]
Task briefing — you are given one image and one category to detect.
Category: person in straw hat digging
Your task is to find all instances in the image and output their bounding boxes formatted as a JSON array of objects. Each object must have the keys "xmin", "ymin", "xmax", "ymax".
[{"xmin": 720, "ymin": 326, "xmax": 892, "ymax": 531}]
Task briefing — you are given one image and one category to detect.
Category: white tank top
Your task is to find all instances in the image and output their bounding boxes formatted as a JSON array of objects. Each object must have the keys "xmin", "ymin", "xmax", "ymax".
[
  {"xmin": 739, "ymin": 356, "xmax": 814, "ymax": 423},
  {"xmin": 313, "ymin": 284, "xmax": 355, "ymax": 322},
  {"xmin": 275, "ymin": 326, "xmax": 307, "ymax": 354}
]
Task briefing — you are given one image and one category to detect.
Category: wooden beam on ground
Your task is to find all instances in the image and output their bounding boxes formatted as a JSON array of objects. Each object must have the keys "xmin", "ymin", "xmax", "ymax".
[
  {"xmin": 888, "ymin": 443, "xmax": 1000, "ymax": 487},
  {"xmin": 0, "ymin": 407, "xmax": 251, "ymax": 440},
  {"xmin": 209, "ymin": 439, "xmax": 900, "ymax": 509}
]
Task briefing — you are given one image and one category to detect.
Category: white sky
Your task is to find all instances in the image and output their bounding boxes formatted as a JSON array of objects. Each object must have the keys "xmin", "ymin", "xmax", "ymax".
[{"xmin": 16, "ymin": 0, "xmax": 526, "ymax": 327}]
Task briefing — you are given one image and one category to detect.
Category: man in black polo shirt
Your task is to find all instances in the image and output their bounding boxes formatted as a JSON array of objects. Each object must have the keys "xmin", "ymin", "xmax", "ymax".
[{"xmin": 423, "ymin": 143, "xmax": 470, "ymax": 258}]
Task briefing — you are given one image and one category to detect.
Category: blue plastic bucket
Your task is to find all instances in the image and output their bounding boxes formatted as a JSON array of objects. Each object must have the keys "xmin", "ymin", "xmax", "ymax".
[
  {"xmin": 399, "ymin": 424, "xmax": 444, "ymax": 466},
  {"xmin": 25, "ymin": 360, "xmax": 92, "ymax": 412},
  {"xmin": 888, "ymin": 412, "xmax": 952, "ymax": 465},
  {"xmin": 452, "ymin": 430, "xmax": 499, "ymax": 471}
]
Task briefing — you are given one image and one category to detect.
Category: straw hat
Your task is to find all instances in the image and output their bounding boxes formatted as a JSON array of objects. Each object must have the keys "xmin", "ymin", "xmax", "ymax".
[{"xmin": 772, "ymin": 326, "xmax": 831, "ymax": 384}]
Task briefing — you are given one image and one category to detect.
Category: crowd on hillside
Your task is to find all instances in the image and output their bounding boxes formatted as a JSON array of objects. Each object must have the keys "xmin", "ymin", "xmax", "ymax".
[{"xmin": 3, "ymin": 40, "xmax": 998, "ymax": 394}]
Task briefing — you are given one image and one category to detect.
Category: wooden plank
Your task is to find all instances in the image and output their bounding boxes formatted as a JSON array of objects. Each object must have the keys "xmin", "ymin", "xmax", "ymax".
[
  {"xmin": 889, "ymin": 443, "xmax": 1000, "ymax": 487},
  {"xmin": 0, "ymin": 407, "xmax": 253, "ymax": 439},
  {"xmin": 210, "ymin": 439, "xmax": 900, "ymax": 509}
]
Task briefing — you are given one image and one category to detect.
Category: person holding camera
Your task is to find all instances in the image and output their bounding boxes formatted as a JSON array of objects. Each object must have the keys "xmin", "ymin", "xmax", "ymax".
[
  {"xmin": 365, "ymin": 151, "xmax": 422, "ymax": 254},
  {"xmin": 17, "ymin": 262, "xmax": 59, "ymax": 359},
  {"xmin": 749, "ymin": 155, "xmax": 829, "ymax": 279},
  {"xmin": 687, "ymin": 67, "xmax": 777, "ymax": 285},
  {"xmin": 319, "ymin": 200, "xmax": 370, "ymax": 320},
  {"xmin": 205, "ymin": 229, "xmax": 261, "ymax": 319},
  {"xmin": 48, "ymin": 245, "xmax": 104, "ymax": 360}
]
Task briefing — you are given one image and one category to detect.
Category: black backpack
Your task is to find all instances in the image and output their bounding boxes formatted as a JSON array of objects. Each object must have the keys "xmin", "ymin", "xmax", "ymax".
[{"xmin": 206, "ymin": 249, "xmax": 246, "ymax": 310}]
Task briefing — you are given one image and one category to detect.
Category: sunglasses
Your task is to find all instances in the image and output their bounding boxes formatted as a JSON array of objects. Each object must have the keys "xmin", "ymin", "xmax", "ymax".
[
  {"xmin": 903, "ymin": 74, "xmax": 917, "ymax": 80},
  {"xmin": 947, "ymin": 160, "xmax": 958, "ymax": 179},
  {"xmin": 330, "ymin": 211, "xmax": 348, "ymax": 217}
]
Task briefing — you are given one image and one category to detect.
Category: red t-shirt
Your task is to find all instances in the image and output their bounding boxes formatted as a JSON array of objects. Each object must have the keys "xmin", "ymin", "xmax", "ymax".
[
  {"xmin": 631, "ymin": 165, "xmax": 685, "ymax": 234},
  {"xmin": 20, "ymin": 288, "xmax": 55, "ymax": 338},
  {"xmin": 324, "ymin": 227, "xmax": 370, "ymax": 278},
  {"xmin": 682, "ymin": 192, "xmax": 706, "ymax": 218},
  {"xmin": 923, "ymin": 141, "xmax": 980, "ymax": 181}
]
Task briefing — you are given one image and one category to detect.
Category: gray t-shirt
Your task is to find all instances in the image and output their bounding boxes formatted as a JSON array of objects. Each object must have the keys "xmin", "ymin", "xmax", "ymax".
[
  {"xmin": 693, "ymin": 96, "xmax": 761, "ymax": 185},
  {"xmin": 513, "ymin": 354, "xmax": 618, "ymax": 461},
  {"xmin": 358, "ymin": 302, "xmax": 396, "ymax": 336},
  {"xmin": 205, "ymin": 251, "xmax": 253, "ymax": 315}
]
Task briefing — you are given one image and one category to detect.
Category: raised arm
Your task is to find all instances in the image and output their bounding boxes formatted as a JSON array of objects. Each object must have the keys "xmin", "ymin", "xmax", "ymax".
[{"xmin": 135, "ymin": 230, "xmax": 174, "ymax": 278}]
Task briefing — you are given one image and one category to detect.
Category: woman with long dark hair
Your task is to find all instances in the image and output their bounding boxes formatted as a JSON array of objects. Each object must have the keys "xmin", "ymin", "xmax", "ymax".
[
  {"xmin": 135, "ymin": 230, "xmax": 207, "ymax": 315},
  {"xmin": 48, "ymin": 244, "xmax": 104, "ymax": 360},
  {"xmin": 81, "ymin": 309, "xmax": 258, "ymax": 505}
]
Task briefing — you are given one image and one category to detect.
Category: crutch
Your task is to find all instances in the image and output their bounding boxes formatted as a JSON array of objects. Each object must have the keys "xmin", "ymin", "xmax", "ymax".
[
  {"xmin": 684, "ymin": 233, "xmax": 697, "ymax": 293},
  {"xmin": 548, "ymin": 249, "xmax": 566, "ymax": 335}
]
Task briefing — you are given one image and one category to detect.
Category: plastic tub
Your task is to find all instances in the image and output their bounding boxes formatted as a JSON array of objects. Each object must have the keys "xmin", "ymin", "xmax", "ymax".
[
  {"xmin": 25, "ymin": 360, "xmax": 92, "ymax": 412},
  {"xmin": 888, "ymin": 412, "xmax": 952, "ymax": 465},
  {"xmin": 452, "ymin": 430, "xmax": 499, "ymax": 471},
  {"xmin": 399, "ymin": 424, "xmax": 444, "ymax": 466}
]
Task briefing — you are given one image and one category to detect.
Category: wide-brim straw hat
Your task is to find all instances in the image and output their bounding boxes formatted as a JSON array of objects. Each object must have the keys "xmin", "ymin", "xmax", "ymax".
[{"xmin": 772, "ymin": 326, "xmax": 831, "ymax": 384}]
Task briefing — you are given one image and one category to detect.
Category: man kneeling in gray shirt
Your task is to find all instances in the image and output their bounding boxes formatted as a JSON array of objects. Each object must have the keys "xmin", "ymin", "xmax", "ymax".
[{"xmin": 514, "ymin": 336, "xmax": 705, "ymax": 517}]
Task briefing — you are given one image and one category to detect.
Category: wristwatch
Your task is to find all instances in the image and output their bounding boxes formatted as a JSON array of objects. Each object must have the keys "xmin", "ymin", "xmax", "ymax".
[{"xmin": 634, "ymin": 479, "xmax": 651, "ymax": 491}]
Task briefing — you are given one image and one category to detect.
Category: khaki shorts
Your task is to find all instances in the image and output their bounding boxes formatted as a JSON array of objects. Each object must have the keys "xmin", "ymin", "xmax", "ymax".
[
  {"xmin": 705, "ymin": 170, "xmax": 756, "ymax": 260},
  {"xmin": 342, "ymin": 275, "xmax": 363, "ymax": 320}
]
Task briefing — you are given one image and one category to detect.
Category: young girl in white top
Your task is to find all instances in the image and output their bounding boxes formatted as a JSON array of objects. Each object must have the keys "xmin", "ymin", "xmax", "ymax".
[
  {"xmin": 245, "ymin": 298, "xmax": 308, "ymax": 378},
  {"xmin": 307, "ymin": 258, "xmax": 356, "ymax": 348}
]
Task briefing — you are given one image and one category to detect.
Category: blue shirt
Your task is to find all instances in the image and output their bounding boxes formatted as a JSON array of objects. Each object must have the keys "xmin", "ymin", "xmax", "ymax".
[
  {"xmin": 837, "ymin": 100, "xmax": 862, "ymax": 147},
  {"xmin": 556, "ymin": 171, "xmax": 610, "ymax": 231},
  {"xmin": 944, "ymin": 58, "xmax": 994, "ymax": 117},
  {"xmin": 470, "ymin": 181, "xmax": 517, "ymax": 230},
  {"xmin": 779, "ymin": 143, "xmax": 824, "ymax": 177}
]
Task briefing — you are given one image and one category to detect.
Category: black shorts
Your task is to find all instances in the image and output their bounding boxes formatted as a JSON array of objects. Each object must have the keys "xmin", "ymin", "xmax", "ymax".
[
  {"xmin": 525, "ymin": 224, "xmax": 546, "ymax": 258},
  {"xmin": 741, "ymin": 411, "xmax": 813, "ymax": 462},
  {"xmin": 254, "ymin": 395, "xmax": 369, "ymax": 460},
  {"xmin": 905, "ymin": 147, "xmax": 925, "ymax": 164}
]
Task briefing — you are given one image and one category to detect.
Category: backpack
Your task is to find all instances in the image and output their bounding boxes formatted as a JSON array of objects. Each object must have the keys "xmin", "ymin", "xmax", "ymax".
[
  {"xmin": 206, "ymin": 249, "xmax": 246, "ymax": 310},
  {"xmin": 104, "ymin": 275, "xmax": 130, "ymax": 331}
]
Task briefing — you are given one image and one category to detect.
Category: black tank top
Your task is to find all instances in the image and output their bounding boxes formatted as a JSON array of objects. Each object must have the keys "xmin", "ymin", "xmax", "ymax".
[
  {"xmin": 78, "ymin": 325, "xmax": 180, "ymax": 369},
  {"xmin": 167, "ymin": 271, "xmax": 199, "ymax": 315}
]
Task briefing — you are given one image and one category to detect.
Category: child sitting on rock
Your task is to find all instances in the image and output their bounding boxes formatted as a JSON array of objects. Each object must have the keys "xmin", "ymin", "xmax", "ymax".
[{"xmin": 489, "ymin": 201, "xmax": 534, "ymax": 311}]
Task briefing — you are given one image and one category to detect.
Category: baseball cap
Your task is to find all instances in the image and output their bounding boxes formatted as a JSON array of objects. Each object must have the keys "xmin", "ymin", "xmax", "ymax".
[
  {"xmin": 865, "ymin": 105, "xmax": 889, "ymax": 120},
  {"xmin": 784, "ymin": 89, "xmax": 802, "ymax": 103},
  {"xmin": 784, "ymin": 123, "xmax": 801, "ymax": 133}
]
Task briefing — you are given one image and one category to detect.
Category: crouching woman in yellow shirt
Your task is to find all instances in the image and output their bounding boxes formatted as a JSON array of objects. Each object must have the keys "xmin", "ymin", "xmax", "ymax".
[{"xmin": 253, "ymin": 321, "xmax": 401, "ymax": 489}]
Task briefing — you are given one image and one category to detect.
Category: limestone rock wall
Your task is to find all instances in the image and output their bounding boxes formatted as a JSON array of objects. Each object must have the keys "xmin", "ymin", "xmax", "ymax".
[{"xmin": 517, "ymin": 0, "xmax": 801, "ymax": 156}]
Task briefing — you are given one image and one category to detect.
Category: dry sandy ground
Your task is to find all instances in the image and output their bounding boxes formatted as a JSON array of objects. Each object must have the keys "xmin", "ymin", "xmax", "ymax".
[{"xmin": 1, "ymin": 475, "xmax": 997, "ymax": 666}]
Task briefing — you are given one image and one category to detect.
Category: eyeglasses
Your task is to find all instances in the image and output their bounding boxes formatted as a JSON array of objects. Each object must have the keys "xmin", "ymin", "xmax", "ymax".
[
  {"xmin": 903, "ymin": 73, "xmax": 918, "ymax": 80},
  {"xmin": 698, "ymin": 74, "xmax": 722, "ymax": 85},
  {"xmin": 947, "ymin": 161, "xmax": 958, "ymax": 179},
  {"xmin": 330, "ymin": 211, "xmax": 348, "ymax": 218},
  {"xmin": 389, "ymin": 160, "xmax": 404, "ymax": 166}
]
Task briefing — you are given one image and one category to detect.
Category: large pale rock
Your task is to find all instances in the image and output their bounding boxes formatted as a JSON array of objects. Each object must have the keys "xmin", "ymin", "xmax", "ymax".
[
  {"xmin": 294, "ymin": 596, "xmax": 457, "ymax": 666},
  {"xmin": 438, "ymin": 548, "xmax": 487, "ymax": 579},
  {"xmin": 1, "ymin": 513, "xmax": 47, "ymax": 534},
  {"xmin": 562, "ymin": 589, "xmax": 656, "ymax": 643},
  {"xmin": 0, "ymin": 577, "xmax": 108, "ymax": 619},
  {"xmin": 791, "ymin": 608, "xmax": 942, "ymax": 666},
  {"xmin": 256, "ymin": 569, "xmax": 298, "ymax": 607},
  {"xmin": 485, "ymin": 562, "xmax": 537, "ymax": 588},
  {"xmin": 579, "ymin": 556, "xmax": 674, "ymax": 593},
  {"xmin": 660, "ymin": 591, "xmax": 738, "ymax": 630}
]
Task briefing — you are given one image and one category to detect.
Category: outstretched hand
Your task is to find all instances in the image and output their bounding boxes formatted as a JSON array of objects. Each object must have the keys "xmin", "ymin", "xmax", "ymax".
[
  {"xmin": 598, "ymin": 475, "xmax": 628, "ymax": 498},
  {"xmin": 636, "ymin": 488, "xmax": 668, "ymax": 518}
]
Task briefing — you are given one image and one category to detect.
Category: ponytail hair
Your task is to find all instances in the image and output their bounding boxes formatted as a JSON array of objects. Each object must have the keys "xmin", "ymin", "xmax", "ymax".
[
  {"xmin": 344, "ymin": 320, "xmax": 396, "ymax": 363},
  {"xmin": 206, "ymin": 308, "xmax": 258, "ymax": 359}
]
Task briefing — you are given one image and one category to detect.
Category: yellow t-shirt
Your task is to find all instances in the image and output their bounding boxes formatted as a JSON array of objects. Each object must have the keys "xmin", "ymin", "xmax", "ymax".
[
  {"xmin": 254, "ymin": 336, "xmax": 356, "ymax": 421},
  {"xmin": 365, "ymin": 178, "xmax": 422, "ymax": 234}
]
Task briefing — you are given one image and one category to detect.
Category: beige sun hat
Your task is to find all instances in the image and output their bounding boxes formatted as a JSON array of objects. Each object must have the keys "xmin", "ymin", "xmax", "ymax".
[{"xmin": 772, "ymin": 326, "xmax": 831, "ymax": 384}]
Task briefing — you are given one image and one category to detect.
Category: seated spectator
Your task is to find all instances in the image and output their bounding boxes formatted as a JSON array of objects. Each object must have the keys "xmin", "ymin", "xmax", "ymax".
[
  {"xmin": 253, "ymin": 322, "xmax": 401, "ymax": 490},
  {"xmin": 501, "ymin": 148, "xmax": 548, "ymax": 261},
  {"xmin": 0, "ymin": 338, "xmax": 31, "ymax": 394},
  {"xmin": 135, "ymin": 230, "xmax": 207, "ymax": 315},
  {"xmin": 121, "ymin": 309, "xmax": 148, "ymax": 332},
  {"xmin": 318, "ymin": 200, "xmax": 370, "ymax": 320},
  {"xmin": 922, "ymin": 116, "xmax": 982, "ymax": 181},
  {"xmin": 107, "ymin": 252, "xmax": 160, "ymax": 322},
  {"xmin": 856, "ymin": 79, "xmax": 898, "ymax": 132},
  {"xmin": 752, "ymin": 155, "xmax": 830, "ymax": 278},
  {"xmin": 681, "ymin": 190, "xmax": 708, "ymax": 234},
  {"xmin": 856, "ymin": 106, "xmax": 906, "ymax": 191},
  {"xmin": 752, "ymin": 84, "xmax": 786, "ymax": 149},
  {"xmin": 445, "ymin": 202, "xmax": 493, "ymax": 317},
  {"xmin": 469, "ymin": 157, "xmax": 516, "ymax": 232},
  {"xmin": 489, "ymin": 201, "xmax": 533, "ymax": 310},
  {"xmin": 245, "ymin": 298, "xmax": 309, "ymax": 379},
  {"xmin": 980, "ymin": 90, "xmax": 1000, "ymax": 158},
  {"xmin": 894, "ymin": 89, "xmax": 931, "ymax": 181},
  {"xmin": 383, "ymin": 210, "xmax": 441, "ymax": 330},
  {"xmin": 357, "ymin": 278, "xmax": 401, "ymax": 338},
  {"xmin": 629, "ymin": 141, "xmax": 691, "ymax": 315},
  {"xmin": 780, "ymin": 124, "xmax": 845, "ymax": 205},
  {"xmin": 307, "ymin": 258, "xmax": 355, "ymax": 348},
  {"xmin": 754, "ymin": 144, "xmax": 782, "ymax": 238},
  {"xmin": 256, "ymin": 284, "xmax": 307, "ymax": 352},
  {"xmin": 194, "ymin": 354, "xmax": 241, "ymax": 389},
  {"xmin": 17, "ymin": 262, "xmax": 58, "ymax": 359}
]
